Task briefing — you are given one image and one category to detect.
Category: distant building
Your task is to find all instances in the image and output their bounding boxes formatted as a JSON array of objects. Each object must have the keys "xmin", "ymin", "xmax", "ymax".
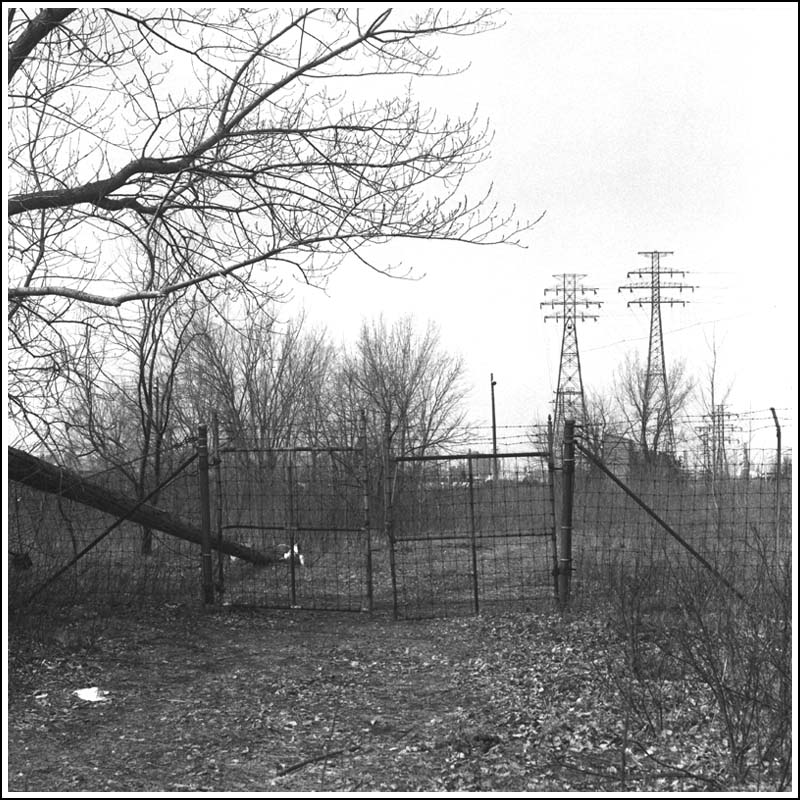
[{"xmin": 581, "ymin": 431, "xmax": 635, "ymax": 480}]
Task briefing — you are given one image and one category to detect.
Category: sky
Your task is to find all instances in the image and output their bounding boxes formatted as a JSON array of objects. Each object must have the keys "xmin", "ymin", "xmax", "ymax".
[
  {"xmin": 282, "ymin": 2, "xmax": 798, "ymax": 456},
  {"xmin": 3, "ymin": 4, "xmax": 796, "ymax": 460}
]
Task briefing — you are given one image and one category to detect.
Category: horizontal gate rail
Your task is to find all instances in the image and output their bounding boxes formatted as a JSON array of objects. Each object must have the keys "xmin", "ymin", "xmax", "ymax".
[
  {"xmin": 222, "ymin": 524, "xmax": 288, "ymax": 532},
  {"xmin": 223, "ymin": 524, "xmax": 363, "ymax": 534},
  {"xmin": 397, "ymin": 531, "xmax": 553, "ymax": 543}
]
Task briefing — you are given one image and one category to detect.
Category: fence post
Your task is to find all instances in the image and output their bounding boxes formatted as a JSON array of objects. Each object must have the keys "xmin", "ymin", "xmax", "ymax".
[
  {"xmin": 197, "ymin": 424, "xmax": 214, "ymax": 605},
  {"xmin": 361, "ymin": 410, "xmax": 373, "ymax": 612},
  {"xmin": 212, "ymin": 412, "xmax": 224, "ymax": 598},
  {"xmin": 467, "ymin": 456, "xmax": 480, "ymax": 615},
  {"xmin": 547, "ymin": 415, "xmax": 559, "ymax": 601},
  {"xmin": 770, "ymin": 407, "xmax": 782, "ymax": 554},
  {"xmin": 286, "ymin": 453, "xmax": 297, "ymax": 607},
  {"xmin": 558, "ymin": 419, "xmax": 575, "ymax": 608},
  {"xmin": 383, "ymin": 417, "xmax": 398, "ymax": 619}
]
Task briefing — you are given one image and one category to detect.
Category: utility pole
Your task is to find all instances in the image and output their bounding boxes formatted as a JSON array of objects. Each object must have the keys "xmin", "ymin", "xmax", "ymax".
[
  {"xmin": 490, "ymin": 373, "xmax": 498, "ymax": 481},
  {"xmin": 619, "ymin": 251, "xmax": 694, "ymax": 459},
  {"xmin": 541, "ymin": 274, "xmax": 601, "ymax": 453}
]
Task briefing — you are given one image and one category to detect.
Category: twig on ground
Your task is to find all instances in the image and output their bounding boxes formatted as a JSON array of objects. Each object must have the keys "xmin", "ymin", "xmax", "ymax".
[
  {"xmin": 548, "ymin": 757, "xmax": 620, "ymax": 782},
  {"xmin": 275, "ymin": 743, "xmax": 366, "ymax": 778},
  {"xmin": 320, "ymin": 687, "xmax": 342, "ymax": 788},
  {"xmin": 630, "ymin": 740, "xmax": 724, "ymax": 789}
]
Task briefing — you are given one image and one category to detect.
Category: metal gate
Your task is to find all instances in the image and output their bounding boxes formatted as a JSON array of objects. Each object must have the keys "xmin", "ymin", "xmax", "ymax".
[
  {"xmin": 387, "ymin": 450, "xmax": 557, "ymax": 618},
  {"xmin": 215, "ymin": 446, "xmax": 371, "ymax": 611}
]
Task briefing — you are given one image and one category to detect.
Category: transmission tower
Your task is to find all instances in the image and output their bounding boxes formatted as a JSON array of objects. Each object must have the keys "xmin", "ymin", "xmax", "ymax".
[
  {"xmin": 707, "ymin": 404, "xmax": 740, "ymax": 478},
  {"xmin": 697, "ymin": 424, "xmax": 712, "ymax": 475},
  {"xmin": 541, "ymin": 274, "xmax": 601, "ymax": 446},
  {"xmin": 619, "ymin": 251, "xmax": 694, "ymax": 458}
]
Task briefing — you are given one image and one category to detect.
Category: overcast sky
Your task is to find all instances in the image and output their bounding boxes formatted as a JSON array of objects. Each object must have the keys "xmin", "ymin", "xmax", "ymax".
[
  {"xmin": 4, "ymin": 4, "xmax": 796, "ymax": 458},
  {"xmin": 284, "ymin": 2, "xmax": 797, "ymax": 454}
]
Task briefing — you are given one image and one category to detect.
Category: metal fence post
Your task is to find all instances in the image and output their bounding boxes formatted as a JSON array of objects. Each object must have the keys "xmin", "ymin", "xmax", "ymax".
[
  {"xmin": 197, "ymin": 424, "xmax": 214, "ymax": 605},
  {"xmin": 559, "ymin": 419, "xmax": 575, "ymax": 608},
  {"xmin": 212, "ymin": 412, "xmax": 224, "ymax": 597},
  {"xmin": 383, "ymin": 417, "xmax": 398, "ymax": 619},
  {"xmin": 361, "ymin": 410, "xmax": 373, "ymax": 612},
  {"xmin": 770, "ymin": 407, "xmax": 782, "ymax": 554},
  {"xmin": 286, "ymin": 453, "xmax": 297, "ymax": 607},
  {"xmin": 467, "ymin": 456, "xmax": 480, "ymax": 615},
  {"xmin": 547, "ymin": 415, "xmax": 559, "ymax": 601}
]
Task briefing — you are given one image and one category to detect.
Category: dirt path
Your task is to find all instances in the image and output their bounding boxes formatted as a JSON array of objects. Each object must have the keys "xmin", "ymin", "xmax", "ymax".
[{"xmin": 6, "ymin": 603, "xmax": 741, "ymax": 792}]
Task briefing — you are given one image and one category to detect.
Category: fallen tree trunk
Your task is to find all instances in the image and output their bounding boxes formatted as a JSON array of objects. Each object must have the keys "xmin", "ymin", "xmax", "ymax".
[{"xmin": 8, "ymin": 446, "xmax": 276, "ymax": 566}]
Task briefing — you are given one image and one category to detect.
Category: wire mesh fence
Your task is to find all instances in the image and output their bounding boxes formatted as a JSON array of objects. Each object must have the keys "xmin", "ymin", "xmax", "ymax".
[
  {"xmin": 8, "ymin": 444, "xmax": 203, "ymax": 611},
  {"xmin": 6, "ymin": 417, "xmax": 791, "ymax": 619},
  {"xmin": 387, "ymin": 452, "xmax": 556, "ymax": 618},
  {"xmin": 568, "ymin": 442, "xmax": 792, "ymax": 603},
  {"xmin": 215, "ymin": 446, "xmax": 369, "ymax": 611}
]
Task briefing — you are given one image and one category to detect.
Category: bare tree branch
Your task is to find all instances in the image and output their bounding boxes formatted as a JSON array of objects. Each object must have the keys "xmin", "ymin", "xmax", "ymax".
[
  {"xmin": 7, "ymin": 8, "xmax": 76, "ymax": 82},
  {"xmin": 8, "ymin": 7, "xmax": 534, "ymax": 445}
]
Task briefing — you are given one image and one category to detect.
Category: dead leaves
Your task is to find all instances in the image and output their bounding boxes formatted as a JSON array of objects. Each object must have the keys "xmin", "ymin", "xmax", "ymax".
[{"xmin": 6, "ymin": 604, "xmax": 784, "ymax": 792}]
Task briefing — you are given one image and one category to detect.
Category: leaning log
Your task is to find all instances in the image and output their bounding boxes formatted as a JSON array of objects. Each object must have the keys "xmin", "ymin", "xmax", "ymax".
[{"xmin": 8, "ymin": 446, "xmax": 276, "ymax": 566}]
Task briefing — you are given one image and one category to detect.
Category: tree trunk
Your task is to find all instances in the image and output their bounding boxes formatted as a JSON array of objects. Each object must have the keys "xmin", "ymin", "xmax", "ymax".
[{"xmin": 8, "ymin": 446, "xmax": 276, "ymax": 566}]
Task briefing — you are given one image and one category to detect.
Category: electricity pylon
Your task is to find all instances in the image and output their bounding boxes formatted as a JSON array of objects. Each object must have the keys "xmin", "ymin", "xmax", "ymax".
[
  {"xmin": 706, "ymin": 403, "xmax": 740, "ymax": 478},
  {"xmin": 541, "ymin": 274, "xmax": 601, "ymax": 448},
  {"xmin": 619, "ymin": 251, "xmax": 694, "ymax": 458}
]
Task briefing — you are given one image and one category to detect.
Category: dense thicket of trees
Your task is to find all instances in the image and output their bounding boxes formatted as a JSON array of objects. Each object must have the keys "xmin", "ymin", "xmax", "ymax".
[
  {"xmin": 178, "ymin": 304, "xmax": 332, "ymax": 451},
  {"xmin": 174, "ymin": 311, "xmax": 468, "ymax": 457}
]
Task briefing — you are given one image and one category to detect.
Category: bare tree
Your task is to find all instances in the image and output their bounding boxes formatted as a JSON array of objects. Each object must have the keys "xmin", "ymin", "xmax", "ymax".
[
  {"xmin": 336, "ymin": 316, "xmax": 470, "ymax": 458},
  {"xmin": 614, "ymin": 351, "xmax": 694, "ymax": 465},
  {"xmin": 581, "ymin": 389, "xmax": 623, "ymax": 462},
  {"xmin": 179, "ymin": 304, "xmax": 332, "ymax": 453},
  {"xmin": 8, "ymin": 8, "xmax": 533, "ymax": 443},
  {"xmin": 316, "ymin": 316, "xmax": 469, "ymax": 534},
  {"xmin": 60, "ymin": 294, "xmax": 200, "ymax": 552}
]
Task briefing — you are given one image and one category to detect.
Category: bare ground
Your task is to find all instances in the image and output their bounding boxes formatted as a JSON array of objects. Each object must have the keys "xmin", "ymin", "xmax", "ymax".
[{"xmin": 5, "ymin": 601, "xmax": 775, "ymax": 792}]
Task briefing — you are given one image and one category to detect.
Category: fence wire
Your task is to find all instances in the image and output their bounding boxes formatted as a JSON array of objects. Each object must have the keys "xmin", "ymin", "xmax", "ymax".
[
  {"xmin": 388, "ymin": 453, "xmax": 555, "ymax": 618},
  {"xmin": 8, "ymin": 447, "xmax": 202, "ymax": 610},
  {"xmin": 569, "ymin": 446, "xmax": 791, "ymax": 601},
  {"xmin": 216, "ymin": 447, "xmax": 369, "ymax": 611},
  {"xmin": 7, "ymin": 420, "xmax": 791, "ymax": 619}
]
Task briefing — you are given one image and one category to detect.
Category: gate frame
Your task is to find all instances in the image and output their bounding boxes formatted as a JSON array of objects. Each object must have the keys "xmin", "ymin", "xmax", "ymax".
[
  {"xmin": 390, "ymin": 448, "xmax": 553, "ymax": 618},
  {"xmin": 212, "ymin": 432, "xmax": 371, "ymax": 610}
]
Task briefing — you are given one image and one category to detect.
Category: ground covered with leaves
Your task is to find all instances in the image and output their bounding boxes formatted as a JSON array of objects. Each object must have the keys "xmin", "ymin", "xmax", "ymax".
[{"xmin": 5, "ymin": 602, "xmax": 787, "ymax": 792}]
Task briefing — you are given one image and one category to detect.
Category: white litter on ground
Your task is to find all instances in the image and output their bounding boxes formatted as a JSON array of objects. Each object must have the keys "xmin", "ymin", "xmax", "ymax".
[{"xmin": 72, "ymin": 687, "xmax": 110, "ymax": 702}]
